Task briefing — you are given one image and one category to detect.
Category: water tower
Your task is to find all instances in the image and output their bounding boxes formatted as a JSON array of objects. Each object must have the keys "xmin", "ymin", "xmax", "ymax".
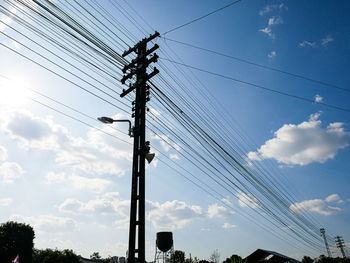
[{"xmin": 154, "ymin": 232, "xmax": 174, "ymax": 263}]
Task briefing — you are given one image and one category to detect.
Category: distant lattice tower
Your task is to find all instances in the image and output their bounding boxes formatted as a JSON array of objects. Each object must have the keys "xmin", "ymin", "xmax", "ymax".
[
  {"xmin": 154, "ymin": 232, "xmax": 174, "ymax": 263},
  {"xmin": 320, "ymin": 228, "xmax": 332, "ymax": 257},
  {"xmin": 335, "ymin": 236, "xmax": 347, "ymax": 258}
]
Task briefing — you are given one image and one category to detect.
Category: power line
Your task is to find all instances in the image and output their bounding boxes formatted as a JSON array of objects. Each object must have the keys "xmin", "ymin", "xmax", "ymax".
[
  {"xmin": 2, "ymin": 0, "xmax": 332, "ymax": 253},
  {"xmin": 159, "ymin": 57, "xmax": 350, "ymax": 113},
  {"xmin": 163, "ymin": 0, "xmax": 243, "ymax": 35},
  {"xmin": 155, "ymin": 43, "xmax": 328, "ymax": 233},
  {"xmin": 149, "ymin": 82, "xmax": 326, "ymax": 251},
  {"xmin": 162, "ymin": 37, "xmax": 350, "ymax": 93},
  {"xmin": 0, "ymin": 70, "xmax": 318, "ymax": 254},
  {"xmin": 0, "ymin": 42, "xmax": 128, "ymax": 113}
]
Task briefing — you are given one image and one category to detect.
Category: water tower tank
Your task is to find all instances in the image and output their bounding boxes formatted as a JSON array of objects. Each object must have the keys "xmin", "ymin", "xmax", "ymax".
[{"xmin": 156, "ymin": 232, "xmax": 173, "ymax": 252}]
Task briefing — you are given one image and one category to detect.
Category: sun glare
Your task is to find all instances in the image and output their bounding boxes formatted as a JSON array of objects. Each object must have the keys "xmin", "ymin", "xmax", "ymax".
[{"xmin": 0, "ymin": 75, "xmax": 32, "ymax": 108}]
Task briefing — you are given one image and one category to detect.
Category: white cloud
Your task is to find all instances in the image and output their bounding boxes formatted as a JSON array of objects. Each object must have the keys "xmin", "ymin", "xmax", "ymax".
[
  {"xmin": 173, "ymin": 143, "xmax": 181, "ymax": 151},
  {"xmin": 247, "ymin": 151, "xmax": 261, "ymax": 161},
  {"xmin": 0, "ymin": 6, "xmax": 16, "ymax": 32},
  {"xmin": 259, "ymin": 4, "xmax": 285, "ymax": 39},
  {"xmin": 299, "ymin": 41, "xmax": 317, "ymax": 48},
  {"xmin": 238, "ymin": 191, "xmax": 259, "ymax": 209},
  {"xmin": 325, "ymin": 194, "xmax": 341, "ymax": 203},
  {"xmin": 314, "ymin": 94, "xmax": 323, "ymax": 103},
  {"xmin": 59, "ymin": 192, "xmax": 127, "ymax": 216},
  {"xmin": 299, "ymin": 35, "xmax": 334, "ymax": 48},
  {"xmin": 222, "ymin": 222, "xmax": 237, "ymax": 229},
  {"xmin": 0, "ymin": 161, "xmax": 24, "ymax": 184},
  {"xmin": 36, "ymin": 238, "xmax": 84, "ymax": 254},
  {"xmin": 61, "ymin": 194, "xmax": 236, "ymax": 231},
  {"xmin": 99, "ymin": 241, "xmax": 128, "ymax": 258},
  {"xmin": 321, "ymin": 35, "xmax": 334, "ymax": 46},
  {"xmin": 146, "ymin": 200, "xmax": 203, "ymax": 230},
  {"xmin": 159, "ymin": 135, "xmax": 170, "ymax": 152},
  {"xmin": 1, "ymin": 110, "xmax": 132, "ymax": 177},
  {"xmin": 45, "ymin": 171, "xmax": 65, "ymax": 184},
  {"xmin": 149, "ymin": 107, "xmax": 161, "ymax": 117},
  {"xmin": 0, "ymin": 146, "xmax": 8, "ymax": 161},
  {"xmin": 68, "ymin": 174, "xmax": 112, "ymax": 193},
  {"xmin": 0, "ymin": 198, "xmax": 13, "ymax": 206},
  {"xmin": 268, "ymin": 16, "xmax": 283, "ymax": 26},
  {"xmin": 290, "ymin": 197, "xmax": 342, "ymax": 216},
  {"xmin": 207, "ymin": 203, "xmax": 234, "ymax": 218},
  {"xmin": 59, "ymin": 198, "xmax": 84, "ymax": 214},
  {"xmin": 10, "ymin": 214, "xmax": 77, "ymax": 232},
  {"xmin": 247, "ymin": 113, "xmax": 350, "ymax": 166},
  {"xmin": 259, "ymin": 4, "xmax": 286, "ymax": 16},
  {"xmin": 115, "ymin": 217, "xmax": 129, "ymax": 230},
  {"xmin": 11, "ymin": 40, "xmax": 21, "ymax": 49},
  {"xmin": 169, "ymin": 153, "xmax": 180, "ymax": 160},
  {"xmin": 221, "ymin": 197, "xmax": 233, "ymax": 206},
  {"xmin": 259, "ymin": 27, "xmax": 275, "ymax": 39},
  {"xmin": 259, "ymin": 17, "xmax": 282, "ymax": 39},
  {"xmin": 268, "ymin": 51, "xmax": 276, "ymax": 59}
]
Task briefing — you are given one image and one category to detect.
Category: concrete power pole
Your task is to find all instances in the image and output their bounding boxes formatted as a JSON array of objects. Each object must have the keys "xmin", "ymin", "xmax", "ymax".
[
  {"xmin": 320, "ymin": 228, "xmax": 332, "ymax": 257},
  {"xmin": 120, "ymin": 31, "xmax": 160, "ymax": 263},
  {"xmin": 335, "ymin": 236, "xmax": 347, "ymax": 258}
]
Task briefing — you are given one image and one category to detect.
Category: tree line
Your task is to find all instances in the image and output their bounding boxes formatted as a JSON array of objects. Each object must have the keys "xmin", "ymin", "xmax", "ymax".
[
  {"xmin": 1, "ymin": 221, "xmax": 349, "ymax": 263},
  {"xmin": 0, "ymin": 221, "xmax": 103, "ymax": 263}
]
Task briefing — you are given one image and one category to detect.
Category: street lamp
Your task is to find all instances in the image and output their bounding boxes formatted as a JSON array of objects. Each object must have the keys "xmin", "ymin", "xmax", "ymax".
[
  {"xmin": 97, "ymin": 117, "xmax": 155, "ymax": 164},
  {"xmin": 98, "ymin": 117, "xmax": 133, "ymax": 137}
]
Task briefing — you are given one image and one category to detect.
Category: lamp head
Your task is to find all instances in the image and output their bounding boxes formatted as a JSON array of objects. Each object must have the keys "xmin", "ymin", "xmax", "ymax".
[{"xmin": 98, "ymin": 117, "xmax": 114, "ymax": 124}]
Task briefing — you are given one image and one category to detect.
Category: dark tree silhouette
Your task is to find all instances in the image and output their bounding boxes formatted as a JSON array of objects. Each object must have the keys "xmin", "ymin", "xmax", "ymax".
[
  {"xmin": 302, "ymin": 256, "xmax": 314, "ymax": 263},
  {"xmin": 222, "ymin": 254, "xmax": 243, "ymax": 263},
  {"xmin": 33, "ymin": 248, "xmax": 81, "ymax": 263},
  {"xmin": 0, "ymin": 221, "xmax": 35, "ymax": 263},
  {"xmin": 171, "ymin": 250, "xmax": 185, "ymax": 263}
]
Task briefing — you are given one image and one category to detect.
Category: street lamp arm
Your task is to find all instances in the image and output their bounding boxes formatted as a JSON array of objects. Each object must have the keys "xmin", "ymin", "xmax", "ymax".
[
  {"xmin": 97, "ymin": 117, "xmax": 133, "ymax": 137},
  {"xmin": 113, "ymin": 119, "xmax": 132, "ymax": 136}
]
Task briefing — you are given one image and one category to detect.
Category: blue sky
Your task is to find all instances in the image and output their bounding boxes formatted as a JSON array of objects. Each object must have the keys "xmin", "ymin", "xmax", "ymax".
[{"xmin": 0, "ymin": 0, "xmax": 349, "ymax": 261}]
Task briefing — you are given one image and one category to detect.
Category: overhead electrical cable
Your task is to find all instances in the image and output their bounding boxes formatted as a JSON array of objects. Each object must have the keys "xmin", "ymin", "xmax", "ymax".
[
  {"xmin": 149, "ymin": 78, "xmax": 326, "ymax": 245},
  {"xmin": 0, "ymin": 72, "xmax": 316, "ymax": 254},
  {"xmin": 163, "ymin": 0, "xmax": 243, "ymax": 35},
  {"xmin": 0, "ymin": 31, "xmax": 129, "ymax": 112},
  {"xmin": 1, "ymin": 3, "xmax": 127, "ymax": 95},
  {"xmin": 113, "ymin": 1, "xmax": 334, "ymax": 249},
  {"xmin": 2, "ymin": 0, "xmax": 334, "ymax": 253},
  {"xmin": 153, "ymin": 42, "xmax": 333, "ymax": 237},
  {"xmin": 162, "ymin": 37, "xmax": 350, "ymax": 93},
  {"xmin": 0, "ymin": 42, "xmax": 128, "ymax": 114},
  {"xmin": 159, "ymin": 57, "xmax": 350, "ymax": 113},
  {"xmin": 149, "ymin": 83, "xmax": 325, "ymax": 250},
  {"xmin": 104, "ymin": 0, "xmax": 336, "ymax": 252}
]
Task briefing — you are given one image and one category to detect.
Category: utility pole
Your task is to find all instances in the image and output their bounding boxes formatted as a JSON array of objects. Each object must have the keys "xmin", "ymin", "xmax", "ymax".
[
  {"xmin": 121, "ymin": 31, "xmax": 160, "ymax": 263},
  {"xmin": 320, "ymin": 228, "xmax": 332, "ymax": 257},
  {"xmin": 335, "ymin": 236, "xmax": 347, "ymax": 258}
]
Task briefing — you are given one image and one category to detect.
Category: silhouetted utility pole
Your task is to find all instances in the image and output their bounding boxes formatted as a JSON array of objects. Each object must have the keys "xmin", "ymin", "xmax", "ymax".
[
  {"xmin": 335, "ymin": 236, "xmax": 346, "ymax": 258},
  {"xmin": 320, "ymin": 228, "xmax": 332, "ymax": 257},
  {"xmin": 121, "ymin": 31, "xmax": 160, "ymax": 263}
]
